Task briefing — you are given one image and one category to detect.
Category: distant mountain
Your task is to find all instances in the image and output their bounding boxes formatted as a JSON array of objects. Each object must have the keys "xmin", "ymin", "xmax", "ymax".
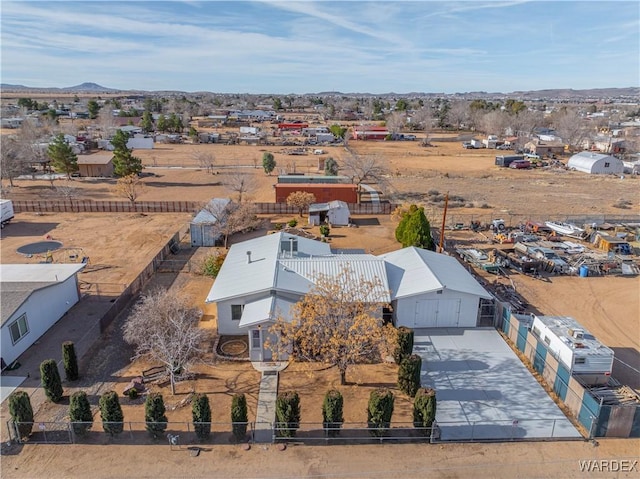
[{"xmin": 62, "ymin": 82, "xmax": 118, "ymax": 92}]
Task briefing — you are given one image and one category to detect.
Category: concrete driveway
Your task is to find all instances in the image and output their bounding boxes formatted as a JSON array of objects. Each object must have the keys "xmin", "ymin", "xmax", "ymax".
[{"xmin": 414, "ymin": 327, "xmax": 582, "ymax": 441}]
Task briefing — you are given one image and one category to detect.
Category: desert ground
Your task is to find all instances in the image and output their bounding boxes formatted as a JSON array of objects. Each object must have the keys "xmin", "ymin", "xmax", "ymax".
[{"xmin": 1, "ymin": 136, "xmax": 639, "ymax": 478}]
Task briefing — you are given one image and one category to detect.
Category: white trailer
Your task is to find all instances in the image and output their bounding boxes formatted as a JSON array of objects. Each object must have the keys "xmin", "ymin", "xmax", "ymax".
[
  {"xmin": 1, "ymin": 199, "xmax": 14, "ymax": 228},
  {"xmin": 531, "ymin": 315, "xmax": 614, "ymax": 386}
]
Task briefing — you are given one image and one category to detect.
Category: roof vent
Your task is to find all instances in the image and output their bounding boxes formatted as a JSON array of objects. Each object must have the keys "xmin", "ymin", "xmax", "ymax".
[{"xmin": 246, "ymin": 251, "xmax": 252, "ymax": 264}]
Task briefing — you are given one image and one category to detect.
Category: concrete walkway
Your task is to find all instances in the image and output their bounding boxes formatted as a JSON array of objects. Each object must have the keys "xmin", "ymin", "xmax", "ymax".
[
  {"xmin": 253, "ymin": 371, "xmax": 279, "ymax": 443},
  {"xmin": 360, "ymin": 184, "xmax": 381, "ymax": 212}
]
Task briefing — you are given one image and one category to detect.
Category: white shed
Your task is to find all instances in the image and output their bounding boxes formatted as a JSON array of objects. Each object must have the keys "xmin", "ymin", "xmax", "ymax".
[
  {"xmin": 190, "ymin": 198, "xmax": 231, "ymax": 247},
  {"xmin": 308, "ymin": 200, "xmax": 350, "ymax": 226},
  {"xmin": 0, "ymin": 264, "xmax": 85, "ymax": 368},
  {"xmin": 381, "ymin": 247, "xmax": 492, "ymax": 328},
  {"xmin": 567, "ymin": 151, "xmax": 624, "ymax": 175}
]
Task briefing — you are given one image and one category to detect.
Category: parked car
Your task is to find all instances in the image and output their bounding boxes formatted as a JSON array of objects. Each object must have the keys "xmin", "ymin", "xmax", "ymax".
[
  {"xmin": 509, "ymin": 159, "xmax": 531, "ymax": 169},
  {"xmin": 462, "ymin": 142, "xmax": 473, "ymax": 149},
  {"xmin": 496, "ymin": 144, "xmax": 511, "ymax": 150}
]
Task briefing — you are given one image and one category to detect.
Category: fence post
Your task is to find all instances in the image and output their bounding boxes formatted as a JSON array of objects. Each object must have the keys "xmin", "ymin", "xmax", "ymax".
[
  {"xmin": 550, "ymin": 419, "xmax": 556, "ymax": 438},
  {"xmin": 68, "ymin": 422, "xmax": 74, "ymax": 444}
]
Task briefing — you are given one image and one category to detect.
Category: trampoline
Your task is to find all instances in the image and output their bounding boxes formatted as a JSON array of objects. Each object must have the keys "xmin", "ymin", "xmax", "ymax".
[{"xmin": 17, "ymin": 241, "xmax": 63, "ymax": 255}]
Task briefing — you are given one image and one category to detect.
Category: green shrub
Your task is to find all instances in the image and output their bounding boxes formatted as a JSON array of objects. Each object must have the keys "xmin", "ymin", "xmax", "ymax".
[
  {"xmin": 398, "ymin": 354, "xmax": 422, "ymax": 397},
  {"xmin": 274, "ymin": 223, "xmax": 283, "ymax": 231},
  {"xmin": 367, "ymin": 388, "xmax": 394, "ymax": 437},
  {"xmin": 69, "ymin": 391, "xmax": 93, "ymax": 436},
  {"xmin": 319, "ymin": 224, "xmax": 330, "ymax": 237},
  {"xmin": 40, "ymin": 359, "xmax": 63, "ymax": 403},
  {"xmin": 192, "ymin": 393, "xmax": 211, "ymax": 441},
  {"xmin": 202, "ymin": 252, "xmax": 227, "ymax": 278},
  {"xmin": 288, "ymin": 218, "xmax": 298, "ymax": 228},
  {"xmin": 231, "ymin": 393, "xmax": 248, "ymax": 442},
  {"xmin": 413, "ymin": 387, "xmax": 437, "ymax": 436},
  {"xmin": 62, "ymin": 341, "xmax": 79, "ymax": 381},
  {"xmin": 394, "ymin": 326, "xmax": 414, "ymax": 364},
  {"xmin": 99, "ymin": 391, "xmax": 124, "ymax": 436},
  {"xmin": 322, "ymin": 390, "xmax": 343, "ymax": 437},
  {"xmin": 275, "ymin": 391, "xmax": 300, "ymax": 438},
  {"xmin": 144, "ymin": 392, "xmax": 168, "ymax": 438},
  {"xmin": 126, "ymin": 388, "xmax": 139, "ymax": 400},
  {"xmin": 8, "ymin": 391, "xmax": 34, "ymax": 440}
]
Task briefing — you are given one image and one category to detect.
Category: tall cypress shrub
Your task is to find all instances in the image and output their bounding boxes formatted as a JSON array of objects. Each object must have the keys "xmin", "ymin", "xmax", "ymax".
[
  {"xmin": 8, "ymin": 391, "xmax": 34, "ymax": 440},
  {"xmin": 62, "ymin": 341, "xmax": 79, "ymax": 381},
  {"xmin": 413, "ymin": 388, "xmax": 437, "ymax": 436},
  {"xmin": 398, "ymin": 354, "xmax": 422, "ymax": 397},
  {"xmin": 322, "ymin": 389, "xmax": 344, "ymax": 437},
  {"xmin": 144, "ymin": 392, "xmax": 168, "ymax": 438},
  {"xmin": 275, "ymin": 391, "xmax": 300, "ymax": 438},
  {"xmin": 231, "ymin": 393, "xmax": 248, "ymax": 442},
  {"xmin": 394, "ymin": 327, "xmax": 414, "ymax": 364},
  {"xmin": 367, "ymin": 388, "xmax": 394, "ymax": 437},
  {"xmin": 99, "ymin": 391, "xmax": 124, "ymax": 436},
  {"xmin": 40, "ymin": 359, "xmax": 63, "ymax": 403},
  {"xmin": 69, "ymin": 391, "xmax": 93, "ymax": 436},
  {"xmin": 192, "ymin": 393, "xmax": 211, "ymax": 441}
]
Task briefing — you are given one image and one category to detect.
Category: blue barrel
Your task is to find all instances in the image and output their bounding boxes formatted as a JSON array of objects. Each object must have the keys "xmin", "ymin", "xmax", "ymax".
[{"xmin": 579, "ymin": 265, "xmax": 589, "ymax": 277}]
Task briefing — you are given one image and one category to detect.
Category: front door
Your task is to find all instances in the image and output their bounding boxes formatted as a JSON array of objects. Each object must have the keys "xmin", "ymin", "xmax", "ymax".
[{"xmin": 250, "ymin": 329, "xmax": 262, "ymax": 361}]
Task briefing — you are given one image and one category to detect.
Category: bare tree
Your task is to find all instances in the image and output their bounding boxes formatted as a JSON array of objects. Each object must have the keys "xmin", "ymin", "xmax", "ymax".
[
  {"xmin": 0, "ymin": 135, "xmax": 28, "ymax": 187},
  {"xmin": 268, "ymin": 267, "xmax": 397, "ymax": 385},
  {"xmin": 551, "ymin": 107, "xmax": 590, "ymax": 152},
  {"xmin": 342, "ymin": 153, "xmax": 390, "ymax": 202},
  {"xmin": 123, "ymin": 289, "xmax": 205, "ymax": 395},
  {"xmin": 225, "ymin": 170, "xmax": 257, "ymax": 203},
  {"xmin": 113, "ymin": 174, "xmax": 146, "ymax": 208},
  {"xmin": 98, "ymin": 107, "xmax": 117, "ymax": 138},
  {"xmin": 411, "ymin": 106, "xmax": 434, "ymax": 144},
  {"xmin": 385, "ymin": 111, "xmax": 406, "ymax": 135},
  {"xmin": 192, "ymin": 151, "xmax": 216, "ymax": 174},
  {"xmin": 201, "ymin": 200, "xmax": 261, "ymax": 248},
  {"xmin": 447, "ymin": 101, "xmax": 469, "ymax": 131},
  {"xmin": 479, "ymin": 110, "xmax": 509, "ymax": 137}
]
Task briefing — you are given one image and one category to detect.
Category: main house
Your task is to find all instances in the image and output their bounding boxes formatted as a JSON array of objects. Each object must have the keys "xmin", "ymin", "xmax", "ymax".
[{"xmin": 207, "ymin": 233, "xmax": 492, "ymax": 361}]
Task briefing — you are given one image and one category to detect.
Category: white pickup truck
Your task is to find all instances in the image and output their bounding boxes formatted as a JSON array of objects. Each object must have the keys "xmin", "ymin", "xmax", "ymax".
[{"xmin": 1, "ymin": 199, "xmax": 14, "ymax": 228}]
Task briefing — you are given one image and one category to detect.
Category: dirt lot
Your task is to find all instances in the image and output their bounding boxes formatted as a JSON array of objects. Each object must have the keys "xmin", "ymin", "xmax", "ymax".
[{"xmin": 1, "ymin": 138, "xmax": 639, "ymax": 477}]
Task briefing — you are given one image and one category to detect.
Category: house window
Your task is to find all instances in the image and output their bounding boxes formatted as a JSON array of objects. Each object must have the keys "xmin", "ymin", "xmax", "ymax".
[
  {"xmin": 9, "ymin": 314, "xmax": 29, "ymax": 345},
  {"xmin": 251, "ymin": 330, "xmax": 261, "ymax": 349},
  {"xmin": 604, "ymin": 162, "xmax": 610, "ymax": 168},
  {"xmin": 231, "ymin": 305, "xmax": 244, "ymax": 321},
  {"xmin": 436, "ymin": 290, "xmax": 443, "ymax": 295},
  {"xmin": 574, "ymin": 357, "xmax": 586, "ymax": 365}
]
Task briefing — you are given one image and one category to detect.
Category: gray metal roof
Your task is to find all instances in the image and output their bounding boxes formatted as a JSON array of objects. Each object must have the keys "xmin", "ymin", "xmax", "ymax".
[
  {"xmin": 380, "ymin": 247, "xmax": 491, "ymax": 300},
  {"xmin": 309, "ymin": 200, "xmax": 349, "ymax": 214}
]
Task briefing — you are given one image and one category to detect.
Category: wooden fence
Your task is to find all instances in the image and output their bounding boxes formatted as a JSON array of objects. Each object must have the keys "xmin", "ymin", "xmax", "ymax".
[{"xmin": 12, "ymin": 200, "xmax": 201, "ymax": 214}]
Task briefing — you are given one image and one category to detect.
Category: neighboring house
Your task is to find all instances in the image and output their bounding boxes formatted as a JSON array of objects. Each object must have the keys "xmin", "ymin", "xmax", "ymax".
[
  {"xmin": 567, "ymin": 151, "xmax": 624, "ymax": 175},
  {"xmin": 206, "ymin": 233, "xmax": 492, "ymax": 361},
  {"xmin": 524, "ymin": 138, "xmax": 565, "ymax": 157},
  {"xmin": 308, "ymin": 200, "xmax": 350, "ymax": 226},
  {"xmin": 77, "ymin": 153, "xmax": 114, "ymax": 177},
  {"xmin": 190, "ymin": 198, "xmax": 231, "ymax": 247},
  {"xmin": 127, "ymin": 136, "xmax": 154, "ymax": 150},
  {"xmin": 0, "ymin": 264, "xmax": 86, "ymax": 368}
]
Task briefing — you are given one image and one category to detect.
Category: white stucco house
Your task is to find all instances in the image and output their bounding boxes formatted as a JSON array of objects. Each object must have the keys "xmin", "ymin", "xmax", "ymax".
[
  {"xmin": 567, "ymin": 151, "xmax": 624, "ymax": 175},
  {"xmin": 0, "ymin": 264, "xmax": 86, "ymax": 368},
  {"xmin": 206, "ymin": 233, "xmax": 491, "ymax": 361}
]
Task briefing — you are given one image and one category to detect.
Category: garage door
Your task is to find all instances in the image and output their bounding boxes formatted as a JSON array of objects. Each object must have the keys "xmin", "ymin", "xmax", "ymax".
[{"xmin": 414, "ymin": 299, "xmax": 461, "ymax": 328}]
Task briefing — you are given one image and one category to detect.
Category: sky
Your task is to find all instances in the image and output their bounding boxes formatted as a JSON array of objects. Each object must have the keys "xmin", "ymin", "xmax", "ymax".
[{"xmin": 1, "ymin": 1, "xmax": 638, "ymax": 94}]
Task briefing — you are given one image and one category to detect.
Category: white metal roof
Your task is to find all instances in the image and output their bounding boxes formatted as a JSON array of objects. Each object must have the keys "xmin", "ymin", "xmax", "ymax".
[
  {"xmin": 0, "ymin": 263, "xmax": 86, "ymax": 282},
  {"xmin": 567, "ymin": 151, "xmax": 622, "ymax": 172},
  {"xmin": 206, "ymin": 232, "xmax": 332, "ymax": 303},
  {"xmin": 238, "ymin": 296, "xmax": 298, "ymax": 327},
  {"xmin": 380, "ymin": 247, "xmax": 491, "ymax": 300}
]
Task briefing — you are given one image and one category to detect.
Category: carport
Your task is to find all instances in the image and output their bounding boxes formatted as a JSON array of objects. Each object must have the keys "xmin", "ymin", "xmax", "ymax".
[{"xmin": 414, "ymin": 328, "xmax": 582, "ymax": 441}]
